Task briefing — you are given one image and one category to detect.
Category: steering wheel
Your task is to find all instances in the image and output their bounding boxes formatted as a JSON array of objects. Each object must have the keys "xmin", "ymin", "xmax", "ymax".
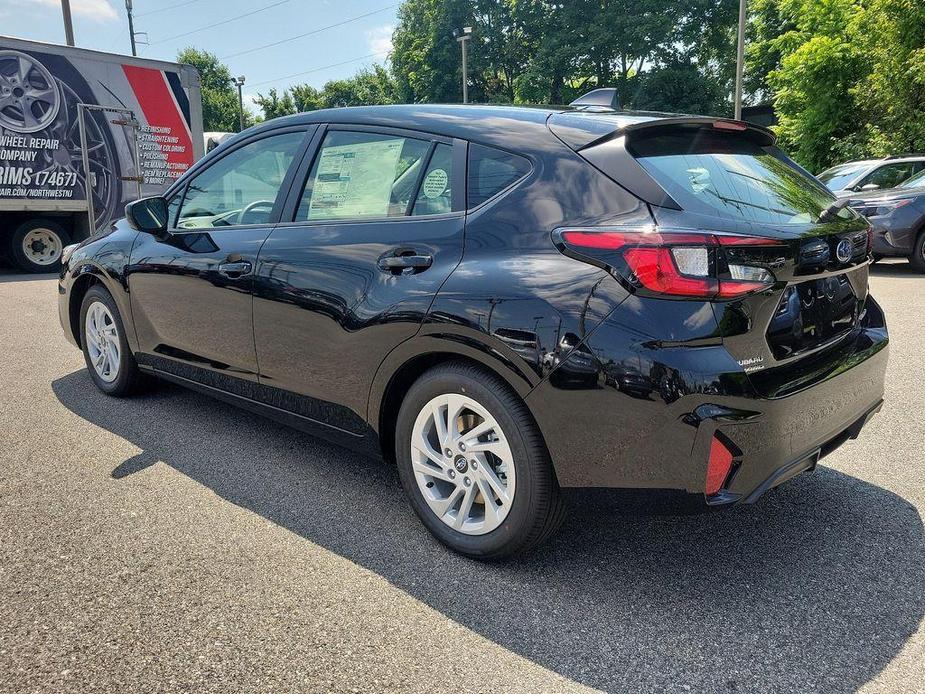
[{"xmin": 239, "ymin": 200, "xmax": 275, "ymax": 225}]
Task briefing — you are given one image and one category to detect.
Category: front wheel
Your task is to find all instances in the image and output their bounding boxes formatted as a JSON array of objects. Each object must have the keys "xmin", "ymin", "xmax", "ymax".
[
  {"xmin": 909, "ymin": 231, "xmax": 925, "ymax": 272},
  {"xmin": 79, "ymin": 285, "xmax": 146, "ymax": 396},
  {"xmin": 395, "ymin": 362, "xmax": 565, "ymax": 559}
]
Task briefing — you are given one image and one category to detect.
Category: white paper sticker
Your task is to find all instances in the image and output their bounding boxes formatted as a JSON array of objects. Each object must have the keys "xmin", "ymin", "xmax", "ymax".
[{"xmin": 421, "ymin": 168, "xmax": 448, "ymax": 199}]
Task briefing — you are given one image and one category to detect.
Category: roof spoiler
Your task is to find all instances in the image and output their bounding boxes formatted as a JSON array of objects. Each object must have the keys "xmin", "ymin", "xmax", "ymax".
[{"xmin": 569, "ymin": 88, "xmax": 620, "ymax": 112}]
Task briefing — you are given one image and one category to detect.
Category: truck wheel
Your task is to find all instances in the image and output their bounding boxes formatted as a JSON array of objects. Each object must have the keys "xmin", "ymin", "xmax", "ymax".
[{"xmin": 10, "ymin": 219, "xmax": 71, "ymax": 273}]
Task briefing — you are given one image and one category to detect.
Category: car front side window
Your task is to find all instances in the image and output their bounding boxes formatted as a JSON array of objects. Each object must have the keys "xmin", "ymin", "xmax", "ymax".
[
  {"xmin": 860, "ymin": 163, "xmax": 916, "ymax": 190},
  {"xmin": 176, "ymin": 131, "xmax": 305, "ymax": 229}
]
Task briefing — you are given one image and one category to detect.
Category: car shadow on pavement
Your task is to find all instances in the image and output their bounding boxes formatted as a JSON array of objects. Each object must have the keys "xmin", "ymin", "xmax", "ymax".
[
  {"xmin": 53, "ymin": 370, "xmax": 924, "ymax": 693},
  {"xmin": 870, "ymin": 260, "xmax": 921, "ymax": 278},
  {"xmin": 0, "ymin": 270, "xmax": 59, "ymax": 283}
]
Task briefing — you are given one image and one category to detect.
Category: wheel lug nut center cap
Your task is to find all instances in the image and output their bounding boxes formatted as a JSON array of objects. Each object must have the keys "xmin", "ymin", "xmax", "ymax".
[{"xmin": 453, "ymin": 456, "xmax": 469, "ymax": 474}]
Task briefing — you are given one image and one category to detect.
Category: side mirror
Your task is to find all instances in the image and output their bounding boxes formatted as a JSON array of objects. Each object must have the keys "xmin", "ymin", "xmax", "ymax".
[
  {"xmin": 860, "ymin": 183, "xmax": 881, "ymax": 191},
  {"xmin": 125, "ymin": 196, "xmax": 169, "ymax": 234}
]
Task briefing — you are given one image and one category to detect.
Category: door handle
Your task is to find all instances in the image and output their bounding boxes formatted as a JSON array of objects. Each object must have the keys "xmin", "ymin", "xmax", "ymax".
[
  {"xmin": 378, "ymin": 252, "xmax": 433, "ymax": 275},
  {"xmin": 217, "ymin": 260, "xmax": 252, "ymax": 277}
]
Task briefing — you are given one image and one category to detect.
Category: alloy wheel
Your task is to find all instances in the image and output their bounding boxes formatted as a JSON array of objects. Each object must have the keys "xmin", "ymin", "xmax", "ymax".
[
  {"xmin": 0, "ymin": 50, "xmax": 59, "ymax": 133},
  {"xmin": 84, "ymin": 302, "xmax": 121, "ymax": 383},
  {"xmin": 410, "ymin": 393, "xmax": 516, "ymax": 535}
]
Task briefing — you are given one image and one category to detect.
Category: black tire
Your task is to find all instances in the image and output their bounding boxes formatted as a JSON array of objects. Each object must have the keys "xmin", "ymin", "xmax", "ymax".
[
  {"xmin": 909, "ymin": 231, "xmax": 925, "ymax": 272},
  {"xmin": 79, "ymin": 285, "xmax": 146, "ymax": 396},
  {"xmin": 395, "ymin": 361, "xmax": 565, "ymax": 559},
  {"xmin": 10, "ymin": 219, "xmax": 71, "ymax": 273}
]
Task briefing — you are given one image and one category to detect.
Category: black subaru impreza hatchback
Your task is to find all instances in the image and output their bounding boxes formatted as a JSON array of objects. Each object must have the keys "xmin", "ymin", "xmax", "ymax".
[{"xmin": 58, "ymin": 102, "xmax": 888, "ymax": 558}]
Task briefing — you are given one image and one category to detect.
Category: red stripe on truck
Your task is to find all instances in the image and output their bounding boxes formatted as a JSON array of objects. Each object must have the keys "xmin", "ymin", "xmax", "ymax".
[{"xmin": 121, "ymin": 64, "xmax": 194, "ymax": 182}]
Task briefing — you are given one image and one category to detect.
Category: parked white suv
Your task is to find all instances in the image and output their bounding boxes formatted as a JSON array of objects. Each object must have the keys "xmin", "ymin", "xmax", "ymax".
[{"xmin": 818, "ymin": 155, "xmax": 925, "ymax": 196}]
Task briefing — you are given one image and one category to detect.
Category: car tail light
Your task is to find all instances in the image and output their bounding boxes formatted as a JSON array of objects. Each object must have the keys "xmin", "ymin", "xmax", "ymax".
[
  {"xmin": 705, "ymin": 435, "xmax": 735, "ymax": 496},
  {"xmin": 554, "ymin": 228, "xmax": 783, "ymax": 300}
]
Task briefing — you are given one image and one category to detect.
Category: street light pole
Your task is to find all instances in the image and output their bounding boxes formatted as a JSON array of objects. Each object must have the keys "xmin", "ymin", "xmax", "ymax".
[
  {"xmin": 234, "ymin": 76, "xmax": 246, "ymax": 132},
  {"xmin": 733, "ymin": 0, "xmax": 747, "ymax": 120},
  {"xmin": 454, "ymin": 26, "xmax": 472, "ymax": 104},
  {"xmin": 61, "ymin": 0, "xmax": 75, "ymax": 46},
  {"xmin": 125, "ymin": 0, "xmax": 137, "ymax": 56}
]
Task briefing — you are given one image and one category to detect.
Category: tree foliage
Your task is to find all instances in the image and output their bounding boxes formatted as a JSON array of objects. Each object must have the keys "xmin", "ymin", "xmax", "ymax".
[
  {"xmin": 747, "ymin": 0, "xmax": 925, "ymax": 171},
  {"xmin": 253, "ymin": 66, "xmax": 397, "ymax": 121},
  {"xmin": 390, "ymin": 0, "xmax": 739, "ymax": 113},
  {"xmin": 176, "ymin": 47, "xmax": 254, "ymax": 132}
]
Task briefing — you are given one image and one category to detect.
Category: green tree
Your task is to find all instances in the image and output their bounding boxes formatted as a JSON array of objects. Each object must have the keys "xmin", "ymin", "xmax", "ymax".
[
  {"xmin": 176, "ymin": 47, "xmax": 252, "ymax": 132},
  {"xmin": 320, "ymin": 66, "xmax": 397, "ymax": 108},
  {"xmin": 857, "ymin": 0, "xmax": 925, "ymax": 154},
  {"xmin": 289, "ymin": 84, "xmax": 324, "ymax": 112},
  {"xmin": 632, "ymin": 62, "xmax": 728, "ymax": 115},
  {"xmin": 746, "ymin": 0, "xmax": 925, "ymax": 170},
  {"xmin": 391, "ymin": 0, "xmax": 471, "ymax": 102},
  {"xmin": 253, "ymin": 88, "xmax": 296, "ymax": 120}
]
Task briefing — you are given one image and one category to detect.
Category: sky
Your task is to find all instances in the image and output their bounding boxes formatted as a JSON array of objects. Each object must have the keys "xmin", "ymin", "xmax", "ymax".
[{"xmin": 0, "ymin": 0, "xmax": 399, "ymax": 114}]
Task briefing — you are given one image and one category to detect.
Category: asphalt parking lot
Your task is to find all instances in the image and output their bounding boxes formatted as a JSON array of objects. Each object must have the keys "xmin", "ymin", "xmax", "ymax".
[{"xmin": 1, "ymin": 262, "xmax": 923, "ymax": 694}]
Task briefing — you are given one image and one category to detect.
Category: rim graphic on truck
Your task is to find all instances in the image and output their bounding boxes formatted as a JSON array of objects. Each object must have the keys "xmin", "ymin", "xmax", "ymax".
[
  {"xmin": 36, "ymin": 81, "xmax": 120, "ymax": 227},
  {"xmin": 0, "ymin": 50, "xmax": 60, "ymax": 133}
]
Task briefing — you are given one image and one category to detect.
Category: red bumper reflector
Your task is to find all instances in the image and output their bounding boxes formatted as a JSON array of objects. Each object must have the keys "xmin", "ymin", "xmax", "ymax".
[{"xmin": 706, "ymin": 436, "xmax": 734, "ymax": 495}]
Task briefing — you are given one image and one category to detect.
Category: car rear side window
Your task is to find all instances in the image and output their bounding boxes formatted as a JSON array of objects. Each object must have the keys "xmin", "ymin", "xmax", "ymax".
[
  {"xmin": 467, "ymin": 144, "xmax": 530, "ymax": 208},
  {"xmin": 629, "ymin": 127, "xmax": 846, "ymax": 225},
  {"xmin": 411, "ymin": 143, "xmax": 453, "ymax": 216},
  {"xmin": 296, "ymin": 131, "xmax": 439, "ymax": 221}
]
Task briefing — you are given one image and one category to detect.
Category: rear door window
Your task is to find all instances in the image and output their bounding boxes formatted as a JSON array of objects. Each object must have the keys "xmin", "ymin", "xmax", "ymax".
[
  {"xmin": 629, "ymin": 128, "xmax": 844, "ymax": 225},
  {"xmin": 296, "ymin": 131, "xmax": 443, "ymax": 221},
  {"xmin": 467, "ymin": 144, "xmax": 531, "ymax": 208}
]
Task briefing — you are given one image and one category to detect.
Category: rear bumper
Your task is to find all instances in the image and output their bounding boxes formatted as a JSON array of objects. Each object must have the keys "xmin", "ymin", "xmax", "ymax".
[
  {"xmin": 710, "ymin": 398, "xmax": 883, "ymax": 506},
  {"xmin": 527, "ymin": 296, "xmax": 888, "ymax": 497},
  {"xmin": 703, "ymin": 302, "xmax": 888, "ymax": 503}
]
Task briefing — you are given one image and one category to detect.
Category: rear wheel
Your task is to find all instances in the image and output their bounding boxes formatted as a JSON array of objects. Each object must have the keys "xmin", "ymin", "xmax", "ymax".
[
  {"xmin": 79, "ymin": 285, "xmax": 146, "ymax": 396},
  {"xmin": 10, "ymin": 219, "xmax": 70, "ymax": 273},
  {"xmin": 395, "ymin": 362, "xmax": 564, "ymax": 559},
  {"xmin": 909, "ymin": 231, "xmax": 925, "ymax": 272}
]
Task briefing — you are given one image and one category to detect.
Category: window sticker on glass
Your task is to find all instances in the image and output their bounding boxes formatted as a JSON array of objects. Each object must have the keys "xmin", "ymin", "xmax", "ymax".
[
  {"xmin": 421, "ymin": 168, "xmax": 448, "ymax": 199},
  {"xmin": 309, "ymin": 138, "xmax": 404, "ymax": 219}
]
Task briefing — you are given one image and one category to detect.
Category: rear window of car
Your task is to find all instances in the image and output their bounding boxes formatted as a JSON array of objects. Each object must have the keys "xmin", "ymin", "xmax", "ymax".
[
  {"xmin": 467, "ymin": 144, "xmax": 531, "ymax": 208},
  {"xmin": 629, "ymin": 127, "xmax": 847, "ymax": 225}
]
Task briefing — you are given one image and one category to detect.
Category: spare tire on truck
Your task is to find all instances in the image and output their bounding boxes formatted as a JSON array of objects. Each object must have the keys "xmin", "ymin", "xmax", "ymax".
[{"xmin": 10, "ymin": 219, "xmax": 71, "ymax": 273}]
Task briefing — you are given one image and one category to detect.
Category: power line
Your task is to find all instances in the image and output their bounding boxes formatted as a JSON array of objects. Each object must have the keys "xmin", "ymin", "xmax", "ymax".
[
  {"xmin": 249, "ymin": 51, "xmax": 389, "ymax": 88},
  {"xmin": 150, "ymin": 0, "xmax": 289, "ymax": 45},
  {"xmin": 136, "ymin": 0, "xmax": 210, "ymax": 18},
  {"xmin": 221, "ymin": 5, "xmax": 396, "ymax": 60}
]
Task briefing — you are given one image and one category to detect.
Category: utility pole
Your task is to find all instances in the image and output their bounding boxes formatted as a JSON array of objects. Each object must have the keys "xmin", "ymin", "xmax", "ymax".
[
  {"xmin": 233, "ymin": 76, "xmax": 246, "ymax": 131},
  {"xmin": 454, "ymin": 26, "xmax": 472, "ymax": 104},
  {"xmin": 125, "ymin": 0, "xmax": 137, "ymax": 56},
  {"xmin": 61, "ymin": 0, "xmax": 75, "ymax": 46},
  {"xmin": 733, "ymin": 0, "xmax": 747, "ymax": 120}
]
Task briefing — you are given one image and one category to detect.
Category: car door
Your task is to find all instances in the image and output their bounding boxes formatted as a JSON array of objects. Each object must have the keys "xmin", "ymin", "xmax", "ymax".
[
  {"xmin": 128, "ymin": 126, "xmax": 313, "ymax": 389},
  {"xmin": 252, "ymin": 125, "xmax": 466, "ymax": 434}
]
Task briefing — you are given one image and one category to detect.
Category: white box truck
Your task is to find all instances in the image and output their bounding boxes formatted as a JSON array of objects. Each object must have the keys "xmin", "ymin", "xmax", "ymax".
[{"xmin": 0, "ymin": 36, "xmax": 204, "ymax": 272}]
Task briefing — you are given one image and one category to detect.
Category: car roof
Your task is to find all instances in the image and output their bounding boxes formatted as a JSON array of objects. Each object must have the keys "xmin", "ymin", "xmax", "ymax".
[{"xmin": 245, "ymin": 103, "xmax": 773, "ymax": 153}]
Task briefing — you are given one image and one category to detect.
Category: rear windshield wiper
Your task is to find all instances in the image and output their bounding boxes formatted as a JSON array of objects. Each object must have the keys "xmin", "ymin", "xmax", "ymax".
[{"xmin": 818, "ymin": 197, "xmax": 851, "ymax": 223}]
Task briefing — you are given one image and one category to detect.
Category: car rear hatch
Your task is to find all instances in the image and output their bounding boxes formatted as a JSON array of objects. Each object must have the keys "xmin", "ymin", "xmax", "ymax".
[{"xmin": 549, "ymin": 113, "xmax": 876, "ymax": 398}]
